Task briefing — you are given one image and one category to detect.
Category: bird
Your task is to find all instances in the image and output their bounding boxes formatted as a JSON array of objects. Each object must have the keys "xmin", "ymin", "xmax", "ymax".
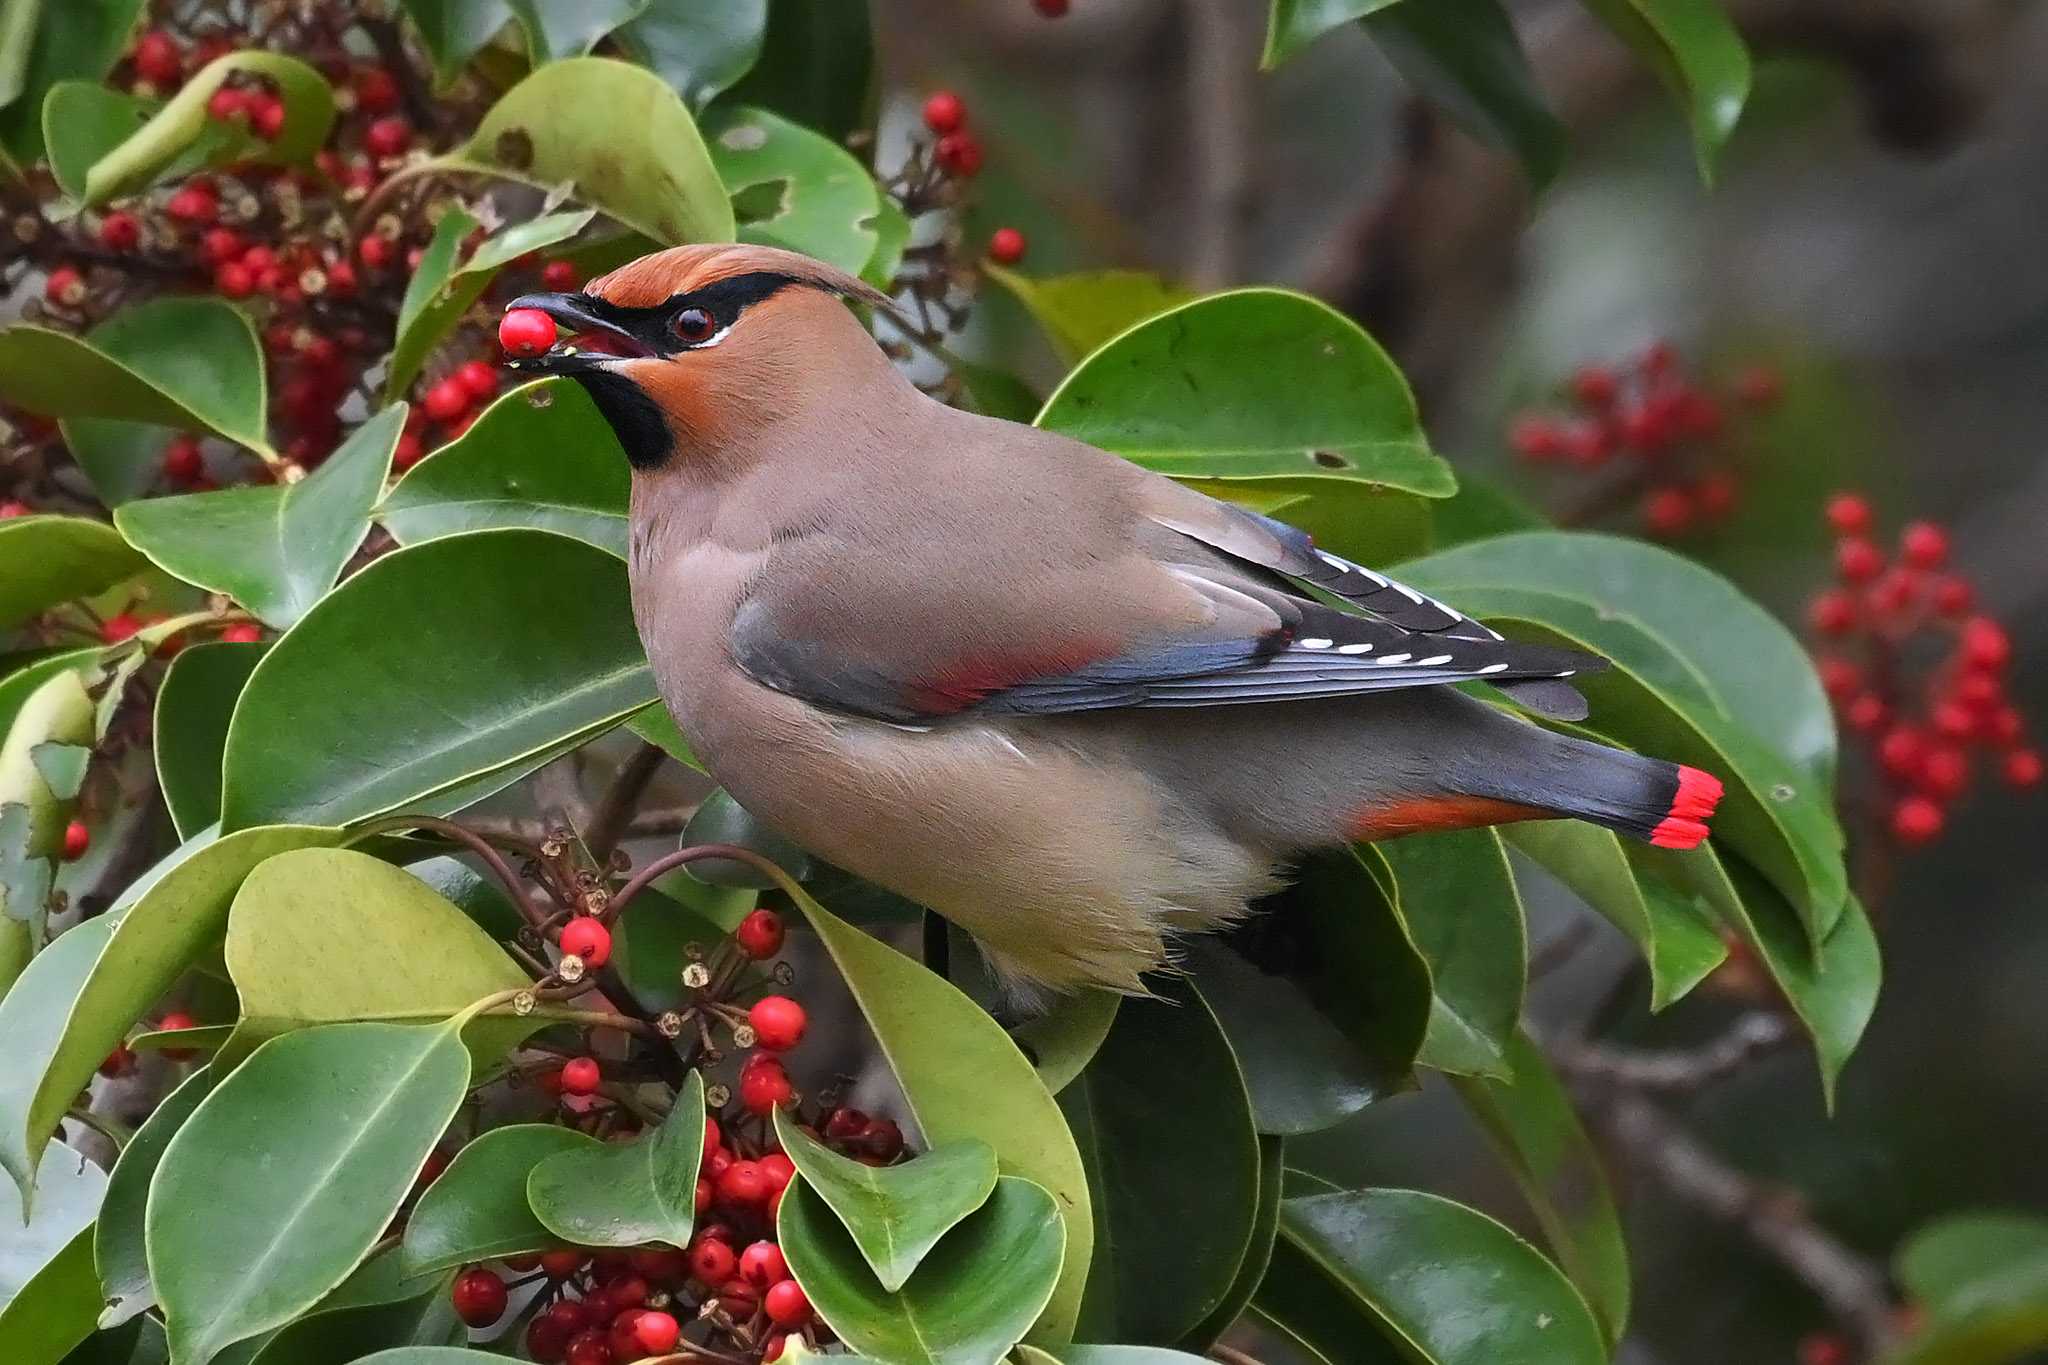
[{"xmin": 503, "ymin": 243, "xmax": 1723, "ymax": 998}]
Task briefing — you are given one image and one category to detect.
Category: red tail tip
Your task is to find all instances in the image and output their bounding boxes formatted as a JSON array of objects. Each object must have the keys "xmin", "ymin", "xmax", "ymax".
[{"xmin": 1652, "ymin": 766, "xmax": 1724, "ymax": 848}]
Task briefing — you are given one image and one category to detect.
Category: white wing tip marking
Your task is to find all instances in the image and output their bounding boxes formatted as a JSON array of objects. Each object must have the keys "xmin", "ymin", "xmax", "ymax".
[
  {"xmin": 1299, "ymin": 637, "xmax": 1333, "ymax": 650},
  {"xmin": 1415, "ymin": 654, "xmax": 1453, "ymax": 667},
  {"xmin": 1376, "ymin": 653, "xmax": 1413, "ymax": 665},
  {"xmin": 1337, "ymin": 642, "xmax": 1374, "ymax": 654},
  {"xmin": 1476, "ymin": 662, "xmax": 1509, "ymax": 674}
]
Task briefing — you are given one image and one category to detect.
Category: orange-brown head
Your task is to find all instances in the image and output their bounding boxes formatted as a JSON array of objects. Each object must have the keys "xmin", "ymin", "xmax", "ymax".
[{"xmin": 504, "ymin": 244, "xmax": 903, "ymax": 471}]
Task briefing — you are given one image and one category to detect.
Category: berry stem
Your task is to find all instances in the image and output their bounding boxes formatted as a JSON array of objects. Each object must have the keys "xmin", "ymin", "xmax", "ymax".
[
  {"xmin": 602, "ymin": 844, "xmax": 803, "ymax": 925},
  {"xmin": 344, "ymin": 812, "xmax": 549, "ymax": 928}
]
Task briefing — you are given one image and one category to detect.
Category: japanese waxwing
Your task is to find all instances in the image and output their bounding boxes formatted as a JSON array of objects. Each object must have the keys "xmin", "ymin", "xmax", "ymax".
[{"xmin": 505, "ymin": 244, "xmax": 1722, "ymax": 997}]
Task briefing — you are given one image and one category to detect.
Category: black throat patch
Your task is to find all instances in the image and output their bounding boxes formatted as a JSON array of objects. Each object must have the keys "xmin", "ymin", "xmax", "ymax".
[{"xmin": 572, "ymin": 369, "xmax": 674, "ymax": 470}]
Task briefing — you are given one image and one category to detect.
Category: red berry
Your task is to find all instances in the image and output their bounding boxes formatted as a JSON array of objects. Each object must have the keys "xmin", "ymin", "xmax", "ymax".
[
  {"xmin": 221, "ymin": 623, "xmax": 263, "ymax": 644},
  {"xmin": 499, "ymin": 307, "xmax": 559, "ymax": 358},
  {"xmin": 748, "ymin": 996, "xmax": 807, "ymax": 1051},
  {"xmin": 1617, "ymin": 404, "xmax": 1672, "ymax": 454},
  {"xmin": 1568, "ymin": 365, "xmax": 1618, "ymax": 407},
  {"xmin": 166, "ymin": 184, "xmax": 217, "ymax": 223},
  {"xmin": 132, "ymin": 31, "xmax": 183, "ymax": 85},
  {"xmin": 935, "ymin": 132, "xmax": 983, "ymax": 177},
  {"xmin": 1797, "ymin": 1331, "xmax": 1850, "ymax": 1365},
  {"xmin": 213, "ymin": 261, "xmax": 254, "ymax": 298},
  {"xmin": 163, "ymin": 435, "xmax": 204, "ymax": 484},
  {"xmin": 563, "ymin": 1328, "xmax": 611, "ymax": 1365},
  {"xmin": 541, "ymin": 259, "xmax": 581, "ymax": 292},
  {"xmin": 1835, "ymin": 537, "xmax": 1883, "ymax": 584},
  {"xmin": 1807, "ymin": 590, "xmax": 1855, "ymax": 636},
  {"xmin": 1695, "ymin": 471, "xmax": 1739, "ymax": 518},
  {"xmin": 1900, "ymin": 521, "xmax": 1949, "ymax": 569},
  {"xmin": 423, "ymin": 378, "xmax": 469, "ymax": 423},
  {"xmin": 365, "ymin": 116, "xmax": 411, "ymax": 158},
  {"xmin": 735, "ymin": 908, "xmax": 785, "ymax": 960},
  {"xmin": 739, "ymin": 1059, "xmax": 794, "ymax": 1115},
  {"xmin": 760, "ymin": 1153, "xmax": 796, "ymax": 1192},
  {"xmin": 763, "ymin": 1279, "xmax": 811, "ymax": 1327},
  {"xmin": 1843, "ymin": 693, "xmax": 1887, "ymax": 734},
  {"xmin": 1932, "ymin": 701, "xmax": 1978, "ymax": 742},
  {"xmin": 988, "ymin": 227, "xmax": 1027, "ymax": 265},
  {"xmin": 358, "ymin": 234, "xmax": 394, "ymax": 270},
  {"xmin": 633, "ymin": 1309, "xmax": 679, "ymax": 1354},
  {"xmin": 717, "ymin": 1159, "xmax": 770, "ymax": 1206},
  {"xmin": 253, "ymin": 97, "xmax": 287, "ymax": 140},
  {"xmin": 325, "ymin": 258, "xmax": 358, "ymax": 297},
  {"xmin": 98, "ymin": 212, "xmax": 141, "ymax": 250},
  {"xmin": 1033, "ymin": 0, "xmax": 1071, "ymax": 15},
  {"xmin": 1891, "ymin": 796, "xmax": 1945, "ymax": 846},
  {"xmin": 1869, "ymin": 569, "xmax": 1921, "ymax": 617},
  {"xmin": 704, "ymin": 1145, "xmax": 733, "ymax": 1180},
  {"xmin": 1917, "ymin": 747, "xmax": 1970, "ymax": 801},
  {"xmin": 451, "ymin": 1267, "xmax": 508, "ymax": 1327},
  {"xmin": 703, "ymin": 1114, "xmax": 722, "ymax": 1157},
  {"xmin": 527, "ymin": 1315, "xmax": 571, "ymax": 1364},
  {"xmin": 0, "ymin": 501, "xmax": 29, "ymax": 518},
  {"xmin": 547, "ymin": 1298, "xmax": 594, "ymax": 1333},
  {"xmin": 561, "ymin": 1057, "xmax": 601, "ymax": 1095},
  {"xmin": 207, "ymin": 87, "xmax": 249, "ymax": 124},
  {"xmin": 101, "ymin": 612, "xmax": 141, "ymax": 643},
  {"xmin": 456, "ymin": 360, "xmax": 499, "ymax": 401},
  {"xmin": 59, "ymin": 819, "xmax": 89, "ymax": 861},
  {"xmin": 540, "ymin": 1248, "xmax": 588, "ymax": 1279},
  {"xmin": 861, "ymin": 1117, "xmax": 904, "ymax": 1161},
  {"xmin": 1550, "ymin": 421, "xmax": 1604, "ymax": 468},
  {"xmin": 1642, "ymin": 486, "xmax": 1695, "ymax": 538},
  {"xmin": 353, "ymin": 66, "xmax": 400, "ymax": 115},
  {"xmin": 392, "ymin": 432, "xmax": 425, "ymax": 471},
  {"xmin": 559, "ymin": 915, "xmax": 612, "ymax": 967},
  {"xmin": 740, "ymin": 1240, "xmax": 788, "ymax": 1287},
  {"xmin": 1931, "ymin": 575, "xmax": 1974, "ymax": 617},
  {"xmin": 1733, "ymin": 365, "xmax": 1782, "ymax": 407},
  {"xmin": 824, "ymin": 1106, "xmax": 868, "ymax": 1140},
  {"xmin": 99, "ymin": 1045, "xmax": 137, "ymax": 1078},
  {"xmin": 1824, "ymin": 493, "xmax": 1872, "ymax": 536},
  {"xmin": 201, "ymin": 228, "xmax": 243, "ymax": 263},
  {"xmin": 921, "ymin": 90, "xmax": 966, "ymax": 135},
  {"xmin": 157, "ymin": 1010, "xmax": 199, "ymax": 1060},
  {"xmin": 762, "ymin": 1332, "xmax": 790, "ymax": 1362},
  {"xmin": 689, "ymin": 1236, "xmax": 736, "ymax": 1284},
  {"xmin": 44, "ymin": 265, "xmax": 85, "ymax": 308},
  {"xmin": 1508, "ymin": 414, "xmax": 1562, "ymax": 461},
  {"xmin": 1985, "ymin": 706, "xmax": 2024, "ymax": 746},
  {"xmin": 605, "ymin": 1310, "xmax": 643, "ymax": 1362},
  {"xmin": 1961, "ymin": 617, "xmax": 2011, "ymax": 671},
  {"xmin": 2004, "ymin": 749, "xmax": 2044, "ymax": 788},
  {"xmin": 1879, "ymin": 727, "xmax": 1925, "ymax": 780},
  {"xmin": 716, "ymin": 1278, "xmax": 759, "ymax": 1317}
]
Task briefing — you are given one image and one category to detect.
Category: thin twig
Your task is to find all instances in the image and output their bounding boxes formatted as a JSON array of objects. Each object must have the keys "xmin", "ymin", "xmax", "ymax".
[
  {"xmin": 585, "ymin": 742, "xmax": 668, "ymax": 864},
  {"xmin": 345, "ymin": 814, "xmax": 546, "ymax": 928},
  {"xmin": 1548, "ymin": 1013, "xmax": 1798, "ymax": 1093}
]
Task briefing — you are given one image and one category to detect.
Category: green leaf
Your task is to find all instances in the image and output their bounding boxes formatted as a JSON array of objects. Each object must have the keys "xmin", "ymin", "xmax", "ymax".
[
  {"xmin": 772, "ymin": 1109, "xmax": 997, "ymax": 1294},
  {"xmin": 779, "ymin": 1175, "xmax": 1064, "ymax": 1365},
  {"xmin": 705, "ymin": 104, "xmax": 879, "ymax": 276},
  {"xmin": 153, "ymin": 642, "xmax": 264, "ymax": 841},
  {"xmin": 0, "ymin": 297, "xmax": 269, "ymax": 453},
  {"xmin": 955, "ymin": 360, "xmax": 1040, "ymax": 423},
  {"xmin": 1183, "ymin": 1134, "xmax": 1284, "ymax": 1349},
  {"xmin": 0, "ymin": 0, "xmax": 145, "ymax": 163},
  {"xmin": 1885, "ymin": 1213, "xmax": 2048, "ymax": 1365},
  {"xmin": 678, "ymin": 789, "xmax": 812, "ymax": 887},
  {"xmin": 610, "ymin": 887, "xmax": 741, "ymax": 1012},
  {"xmin": 0, "ymin": 647, "xmax": 103, "ymax": 746},
  {"xmin": 1400, "ymin": 530, "xmax": 1836, "ymax": 785},
  {"xmin": 0, "ymin": 667, "xmax": 94, "ymax": 944},
  {"xmin": 1363, "ymin": 0, "xmax": 1564, "ymax": 190},
  {"xmin": 1449, "ymin": 1032, "xmax": 1629, "ymax": 1344},
  {"xmin": 1379, "ymin": 829, "xmax": 1524, "ymax": 1079},
  {"xmin": 780, "ymin": 881, "xmax": 1092, "ymax": 1341},
  {"xmin": 220, "ymin": 529, "xmax": 653, "ymax": 830},
  {"xmin": 115, "ymin": 407, "xmax": 401, "ymax": 629},
  {"xmin": 863, "ymin": 192, "xmax": 910, "ymax": 290},
  {"xmin": 402, "ymin": 1124, "xmax": 597, "ymax": 1276},
  {"xmin": 0, "ymin": 1226, "xmax": 97, "ymax": 1361},
  {"xmin": 96, "ymin": 1066, "xmax": 220, "ymax": 1329},
  {"xmin": 1506, "ymin": 821, "xmax": 1726, "ymax": 1010},
  {"xmin": 1278, "ymin": 1188, "xmax": 1607, "ymax": 1364},
  {"xmin": 353, "ymin": 1353, "xmax": 507, "ymax": 1365},
  {"xmin": 1036, "ymin": 289, "xmax": 1454, "ymax": 498},
  {"xmin": 1252, "ymin": 1230, "xmax": 1409, "ymax": 1364},
  {"xmin": 0, "ymin": 0, "xmax": 45, "ymax": 112},
  {"xmin": 1261, "ymin": 0, "xmax": 1402, "ymax": 67},
  {"xmin": 43, "ymin": 82, "xmax": 184, "ymax": 202},
  {"xmin": 81, "ymin": 51, "xmax": 335, "ymax": 204},
  {"xmin": 397, "ymin": 0, "xmax": 514, "ymax": 86},
  {"xmin": 222, "ymin": 848, "xmax": 533, "ymax": 1064},
  {"xmin": 245, "ymin": 1257, "xmax": 461, "ymax": 1365},
  {"xmin": 527, "ymin": 1070, "xmax": 704, "ymax": 1248},
  {"xmin": 150, "ymin": 1021, "xmax": 471, "ymax": 1365},
  {"xmin": 0, "ymin": 826, "xmax": 342, "ymax": 1204},
  {"xmin": 614, "ymin": 0, "xmax": 766, "ymax": 110},
  {"xmin": 0, "ymin": 1140, "xmax": 104, "ymax": 1308},
  {"xmin": 379, "ymin": 379, "xmax": 627, "ymax": 555},
  {"xmin": 385, "ymin": 208, "xmax": 595, "ymax": 402},
  {"xmin": 1577, "ymin": 0, "xmax": 1750, "ymax": 180},
  {"xmin": 985, "ymin": 267, "xmax": 1195, "ymax": 369},
  {"xmin": 505, "ymin": 0, "xmax": 647, "ymax": 61},
  {"xmin": 1060, "ymin": 980, "xmax": 1262, "ymax": 1343},
  {"xmin": 725, "ymin": 0, "xmax": 872, "ymax": 145},
  {"xmin": 425, "ymin": 57, "xmax": 733, "ymax": 245},
  {"xmin": 1429, "ymin": 474, "xmax": 1545, "ymax": 548},
  {"xmin": 0, "ymin": 516, "xmax": 145, "ymax": 630},
  {"xmin": 625, "ymin": 703, "xmax": 706, "ymax": 774},
  {"xmin": 1012, "ymin": 990, "xmax": 1119, "ymax": 1097}
]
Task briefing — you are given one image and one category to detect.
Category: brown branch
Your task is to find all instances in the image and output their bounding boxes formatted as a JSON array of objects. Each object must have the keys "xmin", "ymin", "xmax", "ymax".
[
  {"xmin": 584, "ymin": 742, "xmax": 668, "ymax": 865},
  {"xmin": 361, "ymin": 17, "xmax": 439, "ymax": 135},
  {"xmin": 1547, "ymin": 1012, "xmax": 1798, "ymax": 1093},
  {"xmin": 1183, "ymin": 0, "xmax": 1259, "ymax": 288}
]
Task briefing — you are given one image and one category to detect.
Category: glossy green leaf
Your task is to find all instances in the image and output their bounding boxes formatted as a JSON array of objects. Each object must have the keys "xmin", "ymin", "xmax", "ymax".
[
  {"xmin": 506, "ymin": 0, "xmax": 647, "ymax": 60},
  {"xmin": 782, "ymin": 881, "xmax": 1092, "ymax": 1341},
  {"xmin": 726, "ymin": 0, "xmax": 872, "ymax": 145},
  {"xmin": 625, "ymin": 703, "xmax": 706, "ymax": 774},
  {"xmin": 863, "ymin": 192, "xmax": 910, "ymax": 290},
  {"xmin": 43, "ymin": 82, "xmax": 183, "ymax": 202},
  {"xmin": 1379, "ymin": 829, "xmax": 1524, "ymax": 1079},
  {"xmin": 0, "ymin": 0, "xmax": 144, "ymax": 162},
  {"xmin": 403, "ymin": 1124, "xmax": 598, "ymax": 1274},
  {"xmin": 1578, "ymin": 0, "xmax": 1750, "ymax": 179},
  {"xmin": 955, "ymin": 360, "xmax": 1040, "ymax": 423},
  {"xmin": 1450, "ymin": 1031, "xmax": 1629, "ymax": 1344},
  {"xmin": 379, "ymin": 379, "xmax": 627, "ymax": 554},
  {"xmin": 96, "ymin": 1066, "xmax": 219, "ymax": 1328},
  {"xmin": 0, "ymin": 826, "xmax": 340, "ymax": 1204},
  {"xmin": 0, "ymin": 1225, "xmax": 98, "ymax": 1360},
  {"xmin": 0, "ymin": 0, "xmax": 37, "ymax": 111},
  {"xmin": 82, "ymin": 51, "xmax": 335, "ymax": 204},
  {"xmin": 985, "ymin": 267, "xmax": 1195, "ymax": 368},
  {"xmin": 1885, "ymin": 1214, "xmax": 2048, "ymax": 1365},
  {"xmin": 1183, "ymin": 1134, "xmax": 1284, "ymax": 1349},
  {"xmin": 0, "ymin": 297, "xmax": 269, "ymax": 452},
  {"xmin": 1037, "ymin": 290, "xmax": 1453, "ymax": 498},
  {"xmin": 1060, "ymin": 980, "xmax": 1261, "ymax": 1343},
  {"xmin": 385, "ymin": 209, "xmax": 594, "ymax": 402},
  {"xmin": 610, "ymin": 887, "xmax": 741, "ymax": 1012},
  {"xmin": 1040, "ymin": 1351, "xmax": 1218, "ymax": 1365},
  {"xmin": 1401, "ymin": 530, "xmax": 1836, "ymax": 785},
  {"xmin": 1506, "ymin": 821, "xmax": 1725, "ymax": 1009},
  {"xmin": 773, "ymin": 1109, "xmax": 996, "ymax": 1293},
  {"xmin": 678, "ymin": 788, "xmax": 812, "ymax": 887},
  {"xmin": 0, "ymin": 1140, "xmax": 105, "ymax": 1308},
  {"xmin": 0, "ymin": 668, "xmax": 94, "ymax": 945},
  {"xmin": 0, "ymin": 648, "xmax": 102, "ymax": 744},
  {"xmin": 398, "ymin": 0, "xmax": 514, "ymax": 85},
  {"xmin": 1364, "ymin": 0, "xmax": 1564, "ymax": 190},
  {"xmin": 150, "ymin": 1020, "xmax": 473, "ymax": 1365},
  {"xmin": 354, "ymin": 1353, "xmax": 505, "ymax": 1365},
  {"xmin": 116, "ymin": 406, "xmax": 402, "ymax": 629},
  {"xmin": 1261, "ymin": 0, "xmax": 1401, "ymax": 67},
  {"xmin": 427, "ymin": 57, "xmax": 733, "ymax": 245},
  {"xmin": 615, "ymin": 0, "xmax": 766, "ymax": 110},
  {"xmin": 527, "ymin": 1070, "xmax": 704, "ymax": 1248},
  {"xmin": 0, "ymin": 516, "xmax": 145, "ymax": 630},
  {"xmin": 220, "ymin": 529, "xmax": 653, "ymax": 830},
  {"xmin": 1012, "ymin": 990, "xmax": 1119, "ymax": 1096},
  {"xmin": 779, "ymin": 1175, "xmax": 1064, "ymax": 1365},
  {"xmin": 223, "ymin": 848, "xmax": 533, "ymax": 1063},
  {"xmin": 245, "ymin": 1256, "xmax": 460, "ymax": 1365},
  {"xmin": 706, "ymin": 104, "xmax": 878, "ymax": 275},
  {"xmin": 1279, "ymin": 1188, "xmax": 1606, "ymax": 1364},
  {"xmin": 1429, "ymin": 474, "xmax": 1545, "ymax": 548},
  {"xmin": 153, "ymin": 642, "xmax": 265, "ymax": 841},
  {"xmin": 1253, "ymin": 1230, "xmax": 1409, "ymax": 1365}
]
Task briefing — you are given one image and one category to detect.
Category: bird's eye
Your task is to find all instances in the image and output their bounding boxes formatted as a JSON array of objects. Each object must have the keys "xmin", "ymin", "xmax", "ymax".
[{"xmin": 671, "ymin": 307, "xmax": 717, "ymax": 344}]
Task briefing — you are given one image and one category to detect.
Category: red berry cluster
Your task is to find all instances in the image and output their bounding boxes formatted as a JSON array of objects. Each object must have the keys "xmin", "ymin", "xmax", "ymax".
[
  {"xmin": 919, "ymin": 90, "xmax": 984, "ymax": 180},
  {"xmin": 1507, "ymin": 344, "xmax": 1782, "ymax": 539},
  {"xmin": 1807, "ymin": 494, "xmax": 2038, "ymax": 846}
]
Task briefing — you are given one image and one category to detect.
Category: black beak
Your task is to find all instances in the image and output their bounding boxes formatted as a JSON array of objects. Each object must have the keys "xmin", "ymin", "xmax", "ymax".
[{"xmin": 503, "ymin": 293, "xmax": 655, "ymax": 374}]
